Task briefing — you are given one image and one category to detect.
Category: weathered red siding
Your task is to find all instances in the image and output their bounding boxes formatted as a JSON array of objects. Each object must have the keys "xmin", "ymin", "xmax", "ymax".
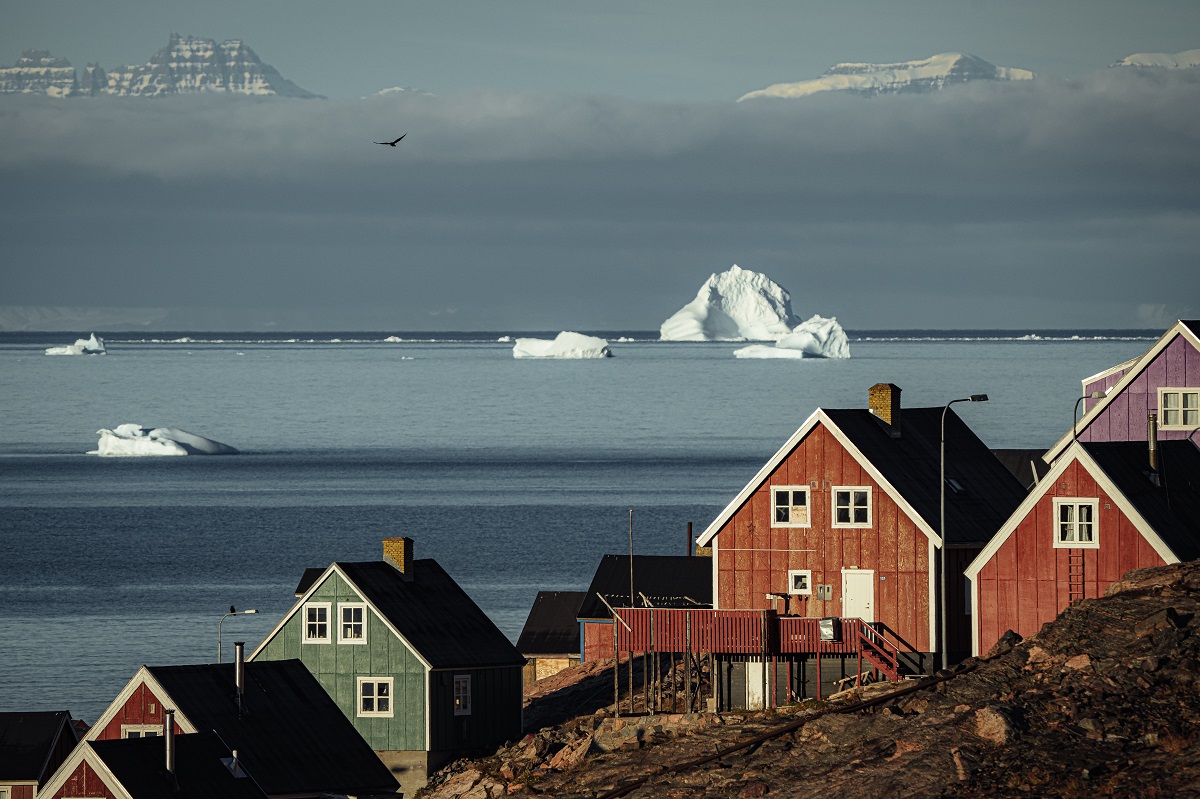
[
  {"xmin": 582, "ymin": 620, "xmax": 613, "ymax": 662},
  {"xmin": 95, "ymin": 682, "xmax": 169, "ymax": 740},
  {"xmin": 51, "ymin": 760, "xmax": 117, "ymax": 799},
  {"xmin": 10, "ymin": 786, "xmax": 34, "ymax": 799},
  {"xmin": 715, "ymin": 425, "xmax": 933, "ymax": 652},
  {"xmin": 974, "ymin": 459, "xmax": 1167, "ymax": 654}
]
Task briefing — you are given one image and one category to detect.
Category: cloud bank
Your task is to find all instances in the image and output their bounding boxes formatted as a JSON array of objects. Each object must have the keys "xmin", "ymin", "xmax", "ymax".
[{"xmin": 1, "ymin": 68, "xmax": 1197, "ymax": 330}]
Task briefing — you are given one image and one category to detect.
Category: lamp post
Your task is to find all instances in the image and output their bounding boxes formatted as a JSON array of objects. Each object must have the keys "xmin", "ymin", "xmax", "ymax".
[
  {"xmin": 1073, "ymin": 392, "xmax": 1105, "ymax": 442},
  {"xmin": 940, "ymin": 394, "xmax": 988, "ymax": 672},
  {"xmin": 218, "ymin": 606, "xmax": 258, "ymax": 663}
]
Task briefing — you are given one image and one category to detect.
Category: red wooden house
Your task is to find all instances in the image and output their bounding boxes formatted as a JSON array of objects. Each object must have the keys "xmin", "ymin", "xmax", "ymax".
[
  {"xmin": 693, "ymin": 384, "xmax": 1027, "ymax": 707},
  {"xmin": 966, "ymin": 438, "xmax": 1200, "ymax": 657},
  {"xmin": 1044, "ymin": 320, "xmax": 1199, "ymax": 463},
  {"xmin": 0, "ymin": 711, "xmax": 79, "ymax": 799}
]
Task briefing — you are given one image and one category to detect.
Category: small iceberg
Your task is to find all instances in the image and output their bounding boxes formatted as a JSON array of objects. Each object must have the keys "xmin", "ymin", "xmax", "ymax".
[
  {"xmin": 734, "ymin": 315, "xmax": 851, "ymax": 359},
  {"xmin": 513, "ymin": 332, "xmax": 612, "ymax": 359},
  {"xmin": 45, "ymin": 333, "xmax": 106, "ymax": 356},
  {"xmin": 90, "ymin": 424, "xmax": 239, "ymax": 457}
]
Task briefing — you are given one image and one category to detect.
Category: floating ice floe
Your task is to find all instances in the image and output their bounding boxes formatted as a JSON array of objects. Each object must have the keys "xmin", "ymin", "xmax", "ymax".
[
  {"xmin": 513, "ymin": 332, "xmax": 612, "ymax": 359},
  {"xmin": 90, "ymin": 424, "xmax": 239, "ymax": 457},
  {"xmin": 660, "ymin": 265, "xmax": 798, "ymax": 341},
  {"xmin": 45, "ymin": 333, "xmax": 106, "ymax": 356},
  {"xmin": 734, "ymin": 315, "xmax": 851, "ymax": 359}
]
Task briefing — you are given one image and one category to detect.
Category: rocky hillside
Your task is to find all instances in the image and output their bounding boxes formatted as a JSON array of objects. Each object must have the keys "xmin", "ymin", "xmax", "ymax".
[
  {"xmin": 0, "ymin": 34, "xmax": 317, "ymax": 97},
  {"xmin": 423, "ymin": 560, "xmax": 1200, "ymax": 798}
]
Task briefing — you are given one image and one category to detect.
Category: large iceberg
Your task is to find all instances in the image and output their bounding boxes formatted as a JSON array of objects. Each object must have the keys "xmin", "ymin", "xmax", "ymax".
[
  {"xmin": 733, "ymin": 315, "xmax": 850, "ymax": 359},
  {"xmin": 659, "ymin": 265, "xmax": 799, "ymax": 341},
  {"xmin": 90, "ymin": 424, "xmax": 239, "ymax": 456},
  {"xmin": 45, "ymin": 333, "xmax": 106, "ymax": 356},
  {"xmin": 513, "ymin": 332, "xmax": 612, "ymax": 359}
]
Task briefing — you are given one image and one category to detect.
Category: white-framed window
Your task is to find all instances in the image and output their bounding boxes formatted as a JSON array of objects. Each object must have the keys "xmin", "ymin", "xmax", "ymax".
[
  {"xmin": 771, "ymin": 486, "xmax": 811, "ymax": 527},
  {"xmin": 339, "ymin": 603, "xmax": 367, "ymax": 644},
  {"xmin": 453, "ymin": 674, "xmax": 472, "ymax": 716},
  {"xmin": 303, "ymin": 602, "xmax": 331, "ymax": 643},
  {"xmin": 787, "ymin": 569, "xmax": 813, "ymax": 595},
  {"xmin": 1053, "ymin": 498, "xmax": 1099, "ymax": 549},
  {"xmin": 357, "ymin": 677, "xmax": 394, "ymax": 717},
  {"xmin": 832, "ymin": 487, "xmax": 872, "ymax": 528},
  {"xmin": 1159, "ymin": 388, "xmax": 1200, "ymax": 429},
  {"xmin": 121, "ymin": 723, "xmax": 163, "ymax": 738}
]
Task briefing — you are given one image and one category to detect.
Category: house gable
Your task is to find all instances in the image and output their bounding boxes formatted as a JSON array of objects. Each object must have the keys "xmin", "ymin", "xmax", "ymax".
[
  {"xmin": 249, "ymin": 567, "xmax": 428, "ymax": 753},
  {"xmin": 966, "ymin": 442, "xmax": 1180, "ymax": 656},
  {"xmin": 705, "ymin": 414, "xmax": 937, "ymax": 652},
  {"xmin": 84, "ymin": 671, "xmax": 193, "ymax": 744},
  {"xmin": 1046, "ymin": 321, "xmax": 1200, "ymax": 462},
  {"xmin": 37, "ymin": 743, "xmax": 123, "ymax": 799}
]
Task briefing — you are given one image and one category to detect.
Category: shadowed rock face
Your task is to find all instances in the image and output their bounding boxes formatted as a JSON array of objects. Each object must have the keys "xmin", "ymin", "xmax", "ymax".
[{"xmin": 422, "ymin": 561, "xmax": 1200, "ymax": 799}]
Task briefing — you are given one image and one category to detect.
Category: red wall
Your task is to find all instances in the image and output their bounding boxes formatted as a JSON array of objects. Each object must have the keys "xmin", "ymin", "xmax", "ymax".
[
  {"xmin": 94, "ymin": 682, "xmax": 180, "ymax": 740},
  {"xmin": 714, "ymin": 424, "xmax": 934, "ymax": 652},
  {"xmin": 51, "ymin": 760, "xmax": 117, "ymax": 799},
  {"xmin": 10, "ymin": 786, "xmax": 34, "ymax": 799},
  {"xmin": 582, "ymin": 620, "xmax": 614, "ymax": 663},
  {"xmin": 974, "ymin": 459, "xmax": 1167, "ymax": 654}
]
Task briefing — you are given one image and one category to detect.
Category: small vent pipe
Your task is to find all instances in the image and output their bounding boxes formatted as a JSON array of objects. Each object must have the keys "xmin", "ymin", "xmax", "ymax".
[
  {"xmin": 164, "ymin": 708, "xmax": 176, "ymax": 776},
  {"xmin": 1148, "ymin": 413, "xmax": 1159, "ymax": 472},
  {"xmin": 235, "ymin": 641, "xmax": 246, "ymax": 716}
]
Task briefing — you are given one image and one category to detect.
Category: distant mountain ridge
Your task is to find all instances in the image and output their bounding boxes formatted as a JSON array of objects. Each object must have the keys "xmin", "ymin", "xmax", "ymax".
[
  {"xmin": 738, "ymin": 53, "xmax": 1035, "ymax": 101},
  {"xmin": 0, "ymin": 33, "xmax": 318, "ymax": 97},
  {"xmin": 1112, "ymin": 49, "xmax": 1200, "ymax": 69}
]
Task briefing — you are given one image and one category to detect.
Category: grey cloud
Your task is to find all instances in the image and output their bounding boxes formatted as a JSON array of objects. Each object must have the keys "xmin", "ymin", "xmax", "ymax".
[{"xmin": 1, "ymin": 68, "xmax": 1197, "ymax": 330}]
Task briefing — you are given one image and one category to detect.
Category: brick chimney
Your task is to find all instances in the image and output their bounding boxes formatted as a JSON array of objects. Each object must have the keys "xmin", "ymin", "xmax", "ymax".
[
  {"xmin": 869, "ymin": 383, "xmax": 902, "ymax": 436},
  {"xmin": 383, "ymin": 537, "xmax": 415, "ymax": 581}
]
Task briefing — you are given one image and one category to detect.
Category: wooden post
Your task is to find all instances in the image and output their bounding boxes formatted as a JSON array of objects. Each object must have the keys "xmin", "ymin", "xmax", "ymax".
[
  {"xmin": 613, "ymin": 620, "xmax": 620, "ymax": 718},
  {"xmin": 685, "ymin": 611, "xmax": 692, "ymax": 713}
]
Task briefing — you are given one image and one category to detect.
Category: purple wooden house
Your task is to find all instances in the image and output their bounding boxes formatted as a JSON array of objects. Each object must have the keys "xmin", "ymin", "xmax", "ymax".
[{"xmin": 1044, "ymin": 320, "xmax": 1200, "ymax": 464}]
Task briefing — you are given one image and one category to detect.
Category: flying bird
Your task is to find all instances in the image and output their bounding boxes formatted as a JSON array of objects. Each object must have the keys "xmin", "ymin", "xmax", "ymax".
[{"xmin": 375, "ymin": 134, "xmax": 406, "ymax": 147}]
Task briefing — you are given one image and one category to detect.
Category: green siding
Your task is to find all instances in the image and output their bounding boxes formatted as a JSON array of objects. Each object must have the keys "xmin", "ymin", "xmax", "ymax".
[{"xmin": 253, "ymin": 571, "xmax": 428, "ymax": 751}]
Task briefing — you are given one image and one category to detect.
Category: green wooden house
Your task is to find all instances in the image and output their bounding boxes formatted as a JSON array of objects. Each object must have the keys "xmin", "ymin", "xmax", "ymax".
[{"xmin": 249, "ymin": 538, "xmax": 525, "ymax": 795}]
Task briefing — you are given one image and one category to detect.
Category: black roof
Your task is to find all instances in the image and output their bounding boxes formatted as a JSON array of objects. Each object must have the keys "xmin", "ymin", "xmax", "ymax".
[
  {"xmin": 577, "ymin": 555, "xmax": 713, "ymax": 620},
  {"xmin": 0, "ymin": 710, "xmax": 73, "ymax": 781},
  {"xmin": 147, "ymin": 660, "xmax": 396, "ymax": 796},
  {"xmin": 992, "ymin": 449, "xmax": 1051, "ymax": 490},
  {"xmin": 336, "ymin": 560, "xmax": 526, "ymax": 669},
  {"xmin": 1084, "ymin": 440, "xmax": 1200, "ymax": 562},
  {"xmin": 88, "ymin": 732, "xmax": 269, "ymax": 799},
  {"xmin": 825, "ymin": 408, "xmax": 1028, "ymax": 546},
  {"xmin": 293, "ymin": 567, "xmax": 325, "ymax": 597},
  {"xmin": 517, "ymin": 591, "xmax": 587, "ymax": 655}
]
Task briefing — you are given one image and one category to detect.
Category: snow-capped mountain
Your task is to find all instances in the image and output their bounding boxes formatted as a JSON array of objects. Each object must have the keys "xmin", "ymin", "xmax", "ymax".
[
  {"xmin": 738, "ymin": 53, "xmax": 1035, "ymax": 101},
  {"xmin": 0, "ymin": 34, "xmax": 318, "ymax": 97},
  {"xmin": 1113, "ymin": 49, "xmax": 1200, "ymax": 69}
]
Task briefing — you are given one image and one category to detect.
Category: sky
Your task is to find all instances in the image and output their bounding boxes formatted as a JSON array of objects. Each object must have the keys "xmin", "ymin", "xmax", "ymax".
[{"xmin": 1, "ymin": 1, "xmax": 1198, "ymax": 331}]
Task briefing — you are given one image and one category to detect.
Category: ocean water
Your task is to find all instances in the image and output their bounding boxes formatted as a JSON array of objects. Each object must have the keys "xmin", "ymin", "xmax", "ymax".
[{"xmin": 0, "ymin": 330, "xmax": 1155, "ymax": 723}]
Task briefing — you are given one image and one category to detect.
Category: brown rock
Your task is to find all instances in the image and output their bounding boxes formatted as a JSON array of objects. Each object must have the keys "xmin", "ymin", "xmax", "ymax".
[
  {"xmin": 739, "ymin": 780, "xmax": 769, "ymax": 798},
  {"xmin": 974, "ymin": 706, "xmax": 1015, "ymax": 745},
  {"xmin": 1135, "ymin": 607, "xmax": 1183, "ymax": 638},
  {"xmin": 1064, "ymin": 653, "xmax": 1092, "ymax": 671}
]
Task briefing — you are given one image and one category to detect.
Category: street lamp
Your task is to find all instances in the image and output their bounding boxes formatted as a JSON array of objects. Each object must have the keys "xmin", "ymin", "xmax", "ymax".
[
  {"xmin": 1073, "ymin": 392, "xmax": 1105, "ymax": 442},
  {"xmin": 940, "ymin": 394, "xmax": 988, "ymax": 672},
  {"xmin": 218, "ymin": 606, "xmax": 258, "ymax": 663}
]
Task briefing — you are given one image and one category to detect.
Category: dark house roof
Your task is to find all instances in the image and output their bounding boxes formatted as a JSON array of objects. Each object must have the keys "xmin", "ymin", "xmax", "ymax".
[
  {"xmin": 577, "ymin": 555, "xmax": 713, "ymax": 621},
  {"xmin": 517, "ymin": 591, "xmax": 586, "ymax": 655},
  {"xmin": 0, "ymin": 710, "xmax": 76, "ymax": 782},
  {"xmin": 336, "ymin": 559, "xmax": 526, "ymax": 669},
  {"xmin": 88, "ymin": 732, "xmax": 269, "ymax": 799},
  {"xmin": 992, "ymin": 449, "xmax": 1052, "ymax": 490},
  {"xmin": 147, "ymin": 659, "xmax": 397, "ymax": 797},
  {"xmin": 293, "ymin": 567, "xmax": 325, "ymax": 597},
  {"xmin": 1084, "ymin": 440, "xmax": 1200, "ymax": 562},
  {"xmin": 825, "ymin": 408, "xmax": 1029, "ymax": 546}
]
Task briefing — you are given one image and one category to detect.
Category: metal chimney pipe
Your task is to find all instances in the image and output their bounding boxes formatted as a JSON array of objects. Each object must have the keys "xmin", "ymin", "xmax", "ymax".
[
  {"xmin": 234, "ymin": 641, "xmax": 246, "ymax": 715},
  {"xmin": 1148, "ymin": 413, "xmax": 1159, "ymax": 472},
  {"xmin": 164, "ymin": 708, "xmax": 176, "ymax": 776}
]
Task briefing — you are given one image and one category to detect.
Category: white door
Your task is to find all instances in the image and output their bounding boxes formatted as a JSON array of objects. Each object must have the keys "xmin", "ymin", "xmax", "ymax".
[
  {"xmin": 745, "ymin": 661, "xmax": 765, "ymax": 710},
  {"xmin": 842, "ymin": 569, "xmax": 875, "ymax": 622}
]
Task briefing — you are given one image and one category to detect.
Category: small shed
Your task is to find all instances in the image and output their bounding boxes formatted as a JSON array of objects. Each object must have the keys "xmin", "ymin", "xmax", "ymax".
[{"xmin": 517, "ymin": 591, "xmax": 587, "ymax": 685}]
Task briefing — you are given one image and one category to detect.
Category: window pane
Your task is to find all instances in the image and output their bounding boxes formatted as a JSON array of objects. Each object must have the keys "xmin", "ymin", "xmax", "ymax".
[
  {"xmin": 775, "ymin": 505, "xmax": 790, "ymax": 523},
  {"xmin": 854, "ymin": 507, "xmax": 868, "ymax": 523},
  {"xmin": 792, "ymin": 491, "xmax": 806, "ymax": 506},
  {"xmin": 836, "ymin": 507, "xmax": 850, "ymax": 524},
  {"xmin": 853, "ymin": 490, "xmax": 868, "ymax": 507}
]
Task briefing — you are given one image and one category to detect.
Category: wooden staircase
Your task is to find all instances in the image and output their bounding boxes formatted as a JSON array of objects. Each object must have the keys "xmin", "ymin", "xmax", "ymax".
[{"xmin": 856, "ymin": 624, "xmax": 901, "ymax": 682}]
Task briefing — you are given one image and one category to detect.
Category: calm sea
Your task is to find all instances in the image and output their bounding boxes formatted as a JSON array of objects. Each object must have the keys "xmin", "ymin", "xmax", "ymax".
[{"xmin": 0, "ymin": 330, "xmax": 1155, "ymax": 722}]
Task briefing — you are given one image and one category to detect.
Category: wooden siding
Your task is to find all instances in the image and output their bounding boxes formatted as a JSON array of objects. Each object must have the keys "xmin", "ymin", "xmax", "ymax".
[
  {"xmin": 5, "ymin": 786, "xmax": 34, "ymax": 799},
  {"xmin": 714, "ymin": 424, "xmax": 932, "ymax": 652},
  {"xmin": 582, "ymin": 621, "xmax": 613, "ymax": 663},
  {"xmin": 94, "ymin": 682, "xmax": 173, "ymax": 740},
  {"xmin": 254, "ymin": 571, "xmax": 427, "ymax": 752},
  {"xmin": 427, "ymin": 667, "xmax": 523, "ymax": 753},
  {"xmin": 974, "ymin": 459, "xmax": 1167, "ymax": 654},
  {"xmin": 1081, "ymin": 335, "xmax": 1200, "ymax": 444},
  {"xmin": 50, "ymin": 761, "xmax": 116, "ymax": 799}
]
